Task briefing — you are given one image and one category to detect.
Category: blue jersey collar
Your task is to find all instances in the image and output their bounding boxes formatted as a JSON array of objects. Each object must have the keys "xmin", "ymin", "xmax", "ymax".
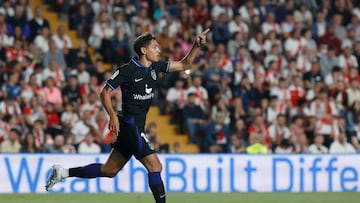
[{"xmin": 131, "ymin": 57, "xmax": 151, "ymax": 68}]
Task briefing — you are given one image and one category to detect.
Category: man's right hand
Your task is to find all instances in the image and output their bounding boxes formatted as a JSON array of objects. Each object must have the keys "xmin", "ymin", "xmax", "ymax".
[{"xmin": 109, "ymin": 115, "xmax": 120, "ymax": 134}]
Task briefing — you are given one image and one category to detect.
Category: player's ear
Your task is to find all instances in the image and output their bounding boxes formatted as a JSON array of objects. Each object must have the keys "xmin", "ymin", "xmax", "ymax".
[{"xmin": 141, "ymin": 47, "xmax": 146, "ymax": 55}]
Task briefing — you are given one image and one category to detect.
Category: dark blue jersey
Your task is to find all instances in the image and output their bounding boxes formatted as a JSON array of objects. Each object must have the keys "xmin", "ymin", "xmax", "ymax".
[{"xmin": 105, "ymin": 57, "xmax": 169, "ymax": 127}]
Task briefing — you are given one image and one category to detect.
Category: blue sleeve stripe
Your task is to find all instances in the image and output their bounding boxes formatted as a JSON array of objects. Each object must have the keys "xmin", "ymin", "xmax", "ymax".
[{"xmin": 105, "ymin": 81, "xmax": 116, "ymax": 90}]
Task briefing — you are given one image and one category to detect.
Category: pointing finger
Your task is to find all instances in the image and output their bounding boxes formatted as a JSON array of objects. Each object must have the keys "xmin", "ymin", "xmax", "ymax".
[{"xmin": 202, "ymin": 28, "xmax": 210, "ymax": 35}]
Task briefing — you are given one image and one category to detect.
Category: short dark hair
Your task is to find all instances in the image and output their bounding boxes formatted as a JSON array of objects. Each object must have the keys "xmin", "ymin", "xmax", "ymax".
[{"xmin": 133, "ymin": 33, "xmax": 156, "ymax": 56}]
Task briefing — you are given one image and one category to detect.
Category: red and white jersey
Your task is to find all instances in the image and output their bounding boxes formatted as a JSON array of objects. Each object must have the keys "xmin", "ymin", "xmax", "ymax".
[
  {"xmin": 310, "ymin": 100, "xmax": 338, "ymax": 118},
  {"xmin": 42, "ymin": 68, "xmax": 65, "ymax": 87},
  {"xmin": 166, "ymin": 87, "xmax": 187, "ymax": 109},
  {"xmin": 0, "ymin": 101, "xmax": 21, "ymax": 116},
  {"xmin": 80, "ymin": 84, "xmax": 102, "ymax": 96},
  {"xmin": 0, "ymin": 121, "xmax": 10, "ymax": 143},
  {"xmin": 262, "ymin": 22, "xmax": 281, "ymax": 34},
  {"xmin": 80, "ymin": 102, "xmax": 102, "ymax": 118},
  {"xmin": 61, "ymin": 112, "xmax": 79, "ymax": 127},
  {"xmin": 296, "ymin": 54, "xmax": 311, "ymax": 73},
  {"xmin": 284, "ymin": 37, "xmax": 304, "ymax": 57},
  {"xmin": 186, "ymin": 86, "xmax": 209, "ymax": 110},
  {"xmin": 248, "ymin": 38, "xmax": 265, "ymax": 54},
  {"xmin": 288, "ymin": 85, "xmax": 306, "ymax": 107},
  {"xmin": 266, "ymin": 104, "xmax": 287, "ymax": 124},
  {"xmin": 268, "ymin": 124, "xmax": 291, "ymax": 144},
  {"xmin": 264, "ymin": 70, "xmax": 281, "ymax": 86},
  {"xmin": 311, "ymin": 100, "xmax": 338, "ymax": 135},
  {"xmin": 33, "ymin": 130, "xmax": 45, "ymax": 149},
  {"xmin": 338, "ymin": 54, "xmax": 358, "ymax": 72},
  {"xmin": 52, "ymin": 34, "xmax": 73, "ymax": 50},
  {"xmin": 63, "ymin": 145, "xmax": 76, "ymax": 154},
  {"xmin": 6, "ymin": 48, "xmax": 26, "ymax": 62},
  {"xmin": 23, "ymin": 106, "xmax": 45, "ymax": 124},
  {"xmin": 270, "ymin": 87, "xmax": 291, "ymax": 103}
]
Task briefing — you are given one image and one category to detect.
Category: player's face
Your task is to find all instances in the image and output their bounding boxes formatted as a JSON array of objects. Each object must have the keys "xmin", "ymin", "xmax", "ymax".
[{"xmin": 145, "ymin": 40, "xmax": 161, "ymax": 62}]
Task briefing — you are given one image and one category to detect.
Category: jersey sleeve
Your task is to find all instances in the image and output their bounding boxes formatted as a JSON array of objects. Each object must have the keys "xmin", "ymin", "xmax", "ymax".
[
  {"xmin": 152, "ymin": 61, "xmax": 170, "ymax": 74},
  {"xmin": 105, "ymin": 67, "xmax": 128, "ymax": 90}
]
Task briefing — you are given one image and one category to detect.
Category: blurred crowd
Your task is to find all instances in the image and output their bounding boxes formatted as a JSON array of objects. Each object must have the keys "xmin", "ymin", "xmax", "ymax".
[{"xmin": 1, "ymin": 0, "xmax": 360, "ymax": 155}]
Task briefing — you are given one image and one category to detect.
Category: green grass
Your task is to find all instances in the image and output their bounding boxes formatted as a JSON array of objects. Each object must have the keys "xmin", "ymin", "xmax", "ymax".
[{"xmin": 1, "ymin": 192, "xmax": 359, "ymax": 203}]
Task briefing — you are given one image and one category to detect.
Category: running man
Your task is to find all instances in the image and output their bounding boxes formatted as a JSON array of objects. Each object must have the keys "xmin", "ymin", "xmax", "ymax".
[{"xmin": 45, "ymin": 28, "xmax": 210, "ymax": 203}]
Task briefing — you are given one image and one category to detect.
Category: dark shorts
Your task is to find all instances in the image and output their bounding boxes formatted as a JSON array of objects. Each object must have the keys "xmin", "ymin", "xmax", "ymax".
[{"xmin": 111, "ymin": 121, "xmax": 155, "ymax": 160}]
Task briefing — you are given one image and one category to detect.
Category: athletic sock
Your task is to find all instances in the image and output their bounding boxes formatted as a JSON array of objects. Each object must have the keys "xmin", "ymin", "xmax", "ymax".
[
  {"xmin": 69, "ymin": 163, "xmax": 102, "ymax": 178},
  {"xmin": 148, "ymin": 172, "xmax": 166, "ymax": 203}
]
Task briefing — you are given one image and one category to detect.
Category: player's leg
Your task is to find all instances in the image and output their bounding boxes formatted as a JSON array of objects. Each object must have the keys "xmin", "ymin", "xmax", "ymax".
[
  {"xmin": 68, "ymin": 148, "xmax": 129, "ymax": 178},
  {"xmin": 45, "ymin": 149, "xmax": 129, "ymax": 191},
  {"xmin": 140, "ymin": 153, "xmax": 166, "ymax": 203}
]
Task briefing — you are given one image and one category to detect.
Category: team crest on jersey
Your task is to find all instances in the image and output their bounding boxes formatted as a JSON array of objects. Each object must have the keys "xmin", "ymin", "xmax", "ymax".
[{"xmin": 151, "ymin": 69, "xmax": 157, "ymax": 80}]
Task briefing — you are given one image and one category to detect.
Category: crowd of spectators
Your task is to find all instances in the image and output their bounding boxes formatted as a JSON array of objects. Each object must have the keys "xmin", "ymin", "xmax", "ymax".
[{"xmin": 1, "ymin": 0, "xmax": 360, "ymax": 155}]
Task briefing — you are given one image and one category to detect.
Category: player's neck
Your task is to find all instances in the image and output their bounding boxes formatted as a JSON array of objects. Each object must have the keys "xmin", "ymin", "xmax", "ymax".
[{"xmin": 138, "ymin": 56, "xmax": 153, "ymax": 68}]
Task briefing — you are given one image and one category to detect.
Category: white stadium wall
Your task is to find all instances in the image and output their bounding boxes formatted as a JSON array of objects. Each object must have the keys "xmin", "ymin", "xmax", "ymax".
[{"xmin": 0, "ymin": 154, "xmax": 359, "ymax": 193}]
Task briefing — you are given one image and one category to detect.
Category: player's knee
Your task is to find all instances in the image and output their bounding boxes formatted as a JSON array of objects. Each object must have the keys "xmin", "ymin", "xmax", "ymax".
[{"xmin": 148, "ymin": 163, "xmax": 163, "ymax": 172}]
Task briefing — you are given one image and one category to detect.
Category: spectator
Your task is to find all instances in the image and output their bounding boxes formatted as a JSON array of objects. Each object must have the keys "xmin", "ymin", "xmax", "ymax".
[
  {"xmin": 238, "ymin": 0, "xmax": 259, "ymax": 23},
  {"xmin": 88, "ymin": 11, "xmax": 114, "ymax": 51},
  {"xmin": 61, "ymin": 75, "xmax": 81, "ymax": 106},
  {"xmin": 269, "ymin": 114, "xmax": 291, "ymax": 150},
  {"xmin": 71, "ymin": 110, "xmax": 99, "ymax": 146},
  {"xmin": 78, "ymin": 134, "xmax": 101, "ymax": 153},
  {"xmin": 319, "ymin": 46, "xmax": 339, "ymax": 77},
  {"xmin": 165, "ymin": 78, "xmax": 187, "ymax": 133},
  {"xmin": 329, "ymin": 131, "xmax": 356, "ymax": 153},
  {"xmin": 66, "ymin": 39, "xmax": 92, "ymax": 69},
  {"xmin": 109, "ymin": 26, "xmax": 131, "ymax": 65},
  {"xmin": 212, "ymin": 13, "xmax": 230, "ymax": 45},
  {"xmin": 186, "ymin": 74, "xmax": 209, "ymax": 111},
  {"xmin": 294, "ymin": 3, "xmax": 313, "ymax": 28},
  {"xmin": 274, "ymin": 139, "xmax": 294, "ymax": 154},
  {"xmin": 23, "ymin": 97, "xmax": 46, "ymax": 127},
  {"xmin": 43, "ymin": 134, "xmax": 66, "ymax": 153},
  {"xmin": 42, "ymin": 40, "xmax": 67, "ymax": 69},
  {"xmin": 317, "ymin": 25, "xmax": 342, "ymax": 55},
  {"xmin": 79, "ymin": 91, "xmax": 101, "ymax": 120},
  {"xmin": 44, "ymin": 102, "xmax": 61, "ymax": 129},
  {"xmin": 205, "ymin": 98, "xmax": 232, "ymax": 152},
  {"xmin": 32, "ymin": 119, "xmax": 45, "ymax": 151},
  {"xmin": 34, "ymin": 27, "xmax": 50, "ymax": 55},
  {"xmin": 0, "ymin": 128, "xmax": 21, "ymax": 153},
  {"xmin": 228, "ymin": 13, "xmax": 248, "ymax": 36},
  {"xmin": 20, "ymin": 132, "xmax": 40, "ymax": 153},
  {"xmin": 41, "ymin": 77, "xmax": 63, "ymax": 111},
  {"xmin": 261, "ymin": 12, "xmax": 281, "ymax": 35},
  {"xmin": 29, "ymin": 7, "xmax": 50, "ymax": 42},
  {"xmin": 60, "ymin": 102, "xmax": 79, "ymax": 131},
  {"xmin": 230, "ymin": 134, "xmax": 247, "ymax": 153},
  {"xmin": 182, "ymin": 93, "xmax": 208, "ymax": 144},
  {"xmin": 71, "ymin": 3, "xmax": 93, "ymax": 39},
  {"xmin": 246, "ymin": 133, "xmax": 268, "ymax": 154},
  {"xmin": 52, "ymin": 25, "xmax": 73, "ymax": 52},
  {"xmin": 308, "ymin": 134, "xmax": 329, "ymax": 153}
]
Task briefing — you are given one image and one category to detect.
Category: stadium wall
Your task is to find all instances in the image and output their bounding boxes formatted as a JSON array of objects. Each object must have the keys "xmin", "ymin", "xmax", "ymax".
[{"xmin": 0, "ymin": 154, "xmax": 359, "ymax": 193}]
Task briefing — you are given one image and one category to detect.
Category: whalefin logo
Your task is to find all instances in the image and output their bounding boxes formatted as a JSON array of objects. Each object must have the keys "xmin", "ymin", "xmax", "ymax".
[{"xmin": 145, "ymin": 84, "xmax": 152, "ymax": 94}]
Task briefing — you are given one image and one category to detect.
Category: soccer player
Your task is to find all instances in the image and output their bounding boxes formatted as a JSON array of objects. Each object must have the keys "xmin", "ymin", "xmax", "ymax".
[{"xmin": 45, "ymin": 28, "xmax": 210, "ymax": 203}]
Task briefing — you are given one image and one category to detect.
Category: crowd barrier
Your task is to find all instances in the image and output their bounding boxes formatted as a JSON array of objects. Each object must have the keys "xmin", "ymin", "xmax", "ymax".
[{"xmin": 0, "ymin": 154, "xmax": 359, "ymax": 193}]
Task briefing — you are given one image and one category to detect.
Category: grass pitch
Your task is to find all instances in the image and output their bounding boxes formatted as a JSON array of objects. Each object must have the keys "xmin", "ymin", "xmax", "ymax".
[{"xmin": 1, "ymin": 192, "xmax": 359, "ymax": 203}]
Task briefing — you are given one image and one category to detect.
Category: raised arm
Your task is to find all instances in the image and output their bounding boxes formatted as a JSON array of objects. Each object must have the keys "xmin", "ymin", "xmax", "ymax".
[{"xmin": 168, "ymin": 28, "xmax": 210, "ymax": 72}]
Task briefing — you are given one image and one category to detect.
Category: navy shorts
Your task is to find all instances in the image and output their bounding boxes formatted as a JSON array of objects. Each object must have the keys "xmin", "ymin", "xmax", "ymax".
[{"xmin": 111, "ymin": 121, "xmax": 155, "ymax": 160}]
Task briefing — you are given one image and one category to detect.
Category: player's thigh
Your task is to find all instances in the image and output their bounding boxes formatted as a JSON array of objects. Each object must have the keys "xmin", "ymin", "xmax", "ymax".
[
  {"xmin": 139, "ymin": 153, "xmax": 162, "ymax": 172},
  {"xmin": 101, "ymin": 149, "xmax": 129, "ymax": 176}
]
